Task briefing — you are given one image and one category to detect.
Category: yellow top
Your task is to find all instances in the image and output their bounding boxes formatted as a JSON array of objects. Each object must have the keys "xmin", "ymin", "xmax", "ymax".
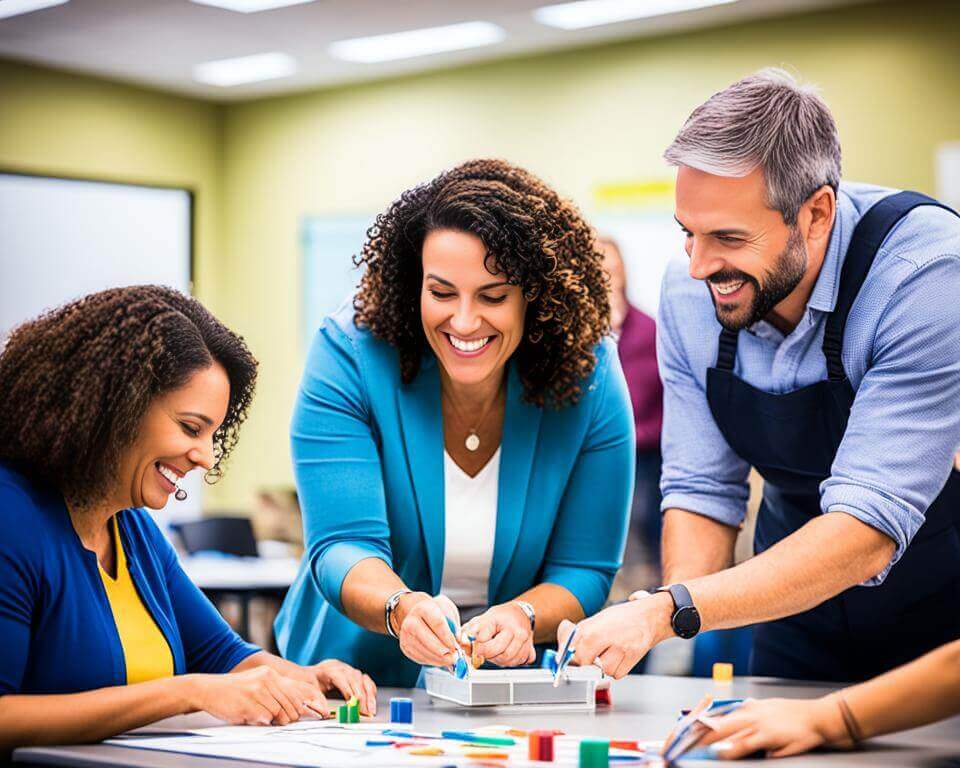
[{"xmin": 98, "ymin": 516, "xmax": 174, "ymax": 684}]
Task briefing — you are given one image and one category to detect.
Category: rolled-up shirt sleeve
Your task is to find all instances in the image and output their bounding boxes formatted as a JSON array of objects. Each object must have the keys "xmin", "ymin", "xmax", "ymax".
[
  {"xmin": 822, "ymin": 254, "xmax": 960, "ymax": 585},
  {"xmin": 657, "ymin": 271, "xmax": 751, "ymax": 527}
]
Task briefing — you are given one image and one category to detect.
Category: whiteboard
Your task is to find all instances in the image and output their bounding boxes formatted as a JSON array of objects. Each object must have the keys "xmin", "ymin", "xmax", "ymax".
[
  {"xmin": 0, "ymin": 172, "xmax": 200, "ymax": 520},
  {"xmin": 0, "ymin": 172, "xmax": 192, "ymax": 337},
  {"xmin": 592, "ymin": 211, "xmax": 686, "ymax": 317},
  {"xmin": 301, "ymin": 214, "xmax": 369, "ymax": 347}
]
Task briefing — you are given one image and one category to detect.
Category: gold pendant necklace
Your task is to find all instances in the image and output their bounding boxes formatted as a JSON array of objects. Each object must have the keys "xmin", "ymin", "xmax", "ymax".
[{"xmin": 446, "ymin": 381, "xmax": 503, "ymax": 452}]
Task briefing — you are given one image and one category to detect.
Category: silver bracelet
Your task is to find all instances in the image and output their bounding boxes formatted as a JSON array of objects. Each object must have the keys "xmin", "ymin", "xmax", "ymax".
[
  {"xmin": 513, "ymin": 600, "xmax": 536, "ymax": 634},
  {"xmin": 384, "ymin": 589, "xmax": 411, "ymax": 639}
]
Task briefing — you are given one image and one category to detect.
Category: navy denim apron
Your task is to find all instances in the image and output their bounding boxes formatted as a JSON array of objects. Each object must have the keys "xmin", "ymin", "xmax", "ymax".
[{"xmin": 705, "ymin": 191, "xmax": 960, "ymax": 682}]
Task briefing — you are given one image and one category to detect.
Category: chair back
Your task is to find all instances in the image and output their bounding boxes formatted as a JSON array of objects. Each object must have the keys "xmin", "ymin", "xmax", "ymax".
[{"xmin": 174, "ymin": 516, "xmax": 258, "ymax": 558}]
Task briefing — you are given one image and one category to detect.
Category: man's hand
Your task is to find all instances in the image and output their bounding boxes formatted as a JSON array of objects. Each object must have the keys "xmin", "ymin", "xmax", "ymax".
[
  {"xmin": 460, "ymin": 603, "xmax": 536, "ymax": 668},
  {"xmin": 556, "ymin": 592, "xmax": 675, "ymax": 679}
]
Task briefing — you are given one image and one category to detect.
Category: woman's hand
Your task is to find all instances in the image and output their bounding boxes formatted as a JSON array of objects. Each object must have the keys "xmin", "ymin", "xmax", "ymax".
[
  {"xmin": 395, "ymin": 593, "xmax": 462, "ymax": 667},
  {"xmin": 697, "ymin": 697, "xmax": 853, "ymax": 759},
  {"xmin": 556, "ymin": 592, "xmax": 673, "ymax": 679},
  {"xmin": 184, "ymin": 667, "xmax": 327, "ymax": 726},
  {"xmin": 461, "ymin": 603, "xmax": 535, "ymax": 668},
  {"xmin": 309, "ymin": 660, "xmax": 377, "ymax": 716}
]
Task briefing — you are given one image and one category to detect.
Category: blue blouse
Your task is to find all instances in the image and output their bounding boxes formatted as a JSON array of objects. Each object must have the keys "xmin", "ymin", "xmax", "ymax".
[{"xmin": 0, "ymin": 462, "xmax": 258, "ymax": 696}]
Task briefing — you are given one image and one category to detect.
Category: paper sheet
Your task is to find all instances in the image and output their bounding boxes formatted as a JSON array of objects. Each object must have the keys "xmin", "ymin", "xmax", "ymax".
[{"xmin": 108, "ymin": 720, "xmax": 662, "ymax": 767}]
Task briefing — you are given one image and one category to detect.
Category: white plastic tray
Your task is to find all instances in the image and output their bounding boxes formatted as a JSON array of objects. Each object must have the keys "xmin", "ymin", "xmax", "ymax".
[{"xmin": 424, "ymin": 665, "xmax": 602, "ymax": 708}]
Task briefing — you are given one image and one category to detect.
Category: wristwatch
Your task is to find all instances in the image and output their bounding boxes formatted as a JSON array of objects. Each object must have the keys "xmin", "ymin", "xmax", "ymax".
[
  {"xmin": 655, "ymin": 584, "xmax": 701, "ymax": 640},
  {"xmin": 513, "ymin": 600, "xmax": 536, "ymax": 634},
  {"xmin": 384, "ymin": 589, "xmax": 412, "ymax": 639}
]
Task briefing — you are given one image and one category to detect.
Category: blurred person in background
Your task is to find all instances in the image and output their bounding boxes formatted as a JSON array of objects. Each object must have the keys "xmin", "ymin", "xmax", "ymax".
[{"xmin": 599, "ymin": 236, "xmax": 664, "ymax": 589}]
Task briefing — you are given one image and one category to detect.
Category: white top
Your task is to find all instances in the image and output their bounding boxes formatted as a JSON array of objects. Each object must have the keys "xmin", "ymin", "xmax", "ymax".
[{"xmin": 440, "ymin": 447, "xmax": 500, "ymax": 609}]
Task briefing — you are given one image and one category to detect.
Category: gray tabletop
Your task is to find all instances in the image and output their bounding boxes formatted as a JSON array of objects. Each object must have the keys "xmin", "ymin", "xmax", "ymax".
[{"xmin": 14, "ymin": 674, "xmax": 960, "ymax": 767}]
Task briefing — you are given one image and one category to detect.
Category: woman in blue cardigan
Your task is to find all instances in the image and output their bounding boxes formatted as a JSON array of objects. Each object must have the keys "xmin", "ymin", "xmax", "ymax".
[
  {"xmin": 276, "ymin": 159, "xmax": 636, "ymax": 687},
  {"xmin": 0, "ymin": 286, "xmax": 375, "ymax": 752}
]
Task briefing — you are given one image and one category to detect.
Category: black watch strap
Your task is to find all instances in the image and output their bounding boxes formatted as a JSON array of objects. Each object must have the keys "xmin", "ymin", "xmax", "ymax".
[{"xmin": 655, "ymin": 584, "xmax": 701, "ymax": 640}]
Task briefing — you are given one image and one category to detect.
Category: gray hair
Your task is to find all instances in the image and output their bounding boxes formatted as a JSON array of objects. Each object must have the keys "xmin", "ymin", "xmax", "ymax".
[{"xmin": 664, "ymin": 68, "xmax": 841, "ymax": 225}]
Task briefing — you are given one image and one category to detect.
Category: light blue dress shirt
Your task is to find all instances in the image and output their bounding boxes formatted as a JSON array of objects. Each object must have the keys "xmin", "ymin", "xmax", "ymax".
[{"xmin": 657, "ymin": 182, "xmax": 960, "ymax": 584}]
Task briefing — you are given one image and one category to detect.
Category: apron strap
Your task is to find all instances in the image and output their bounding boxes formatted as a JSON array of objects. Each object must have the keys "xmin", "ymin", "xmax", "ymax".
[
  {"xmin": 822, "ymin": 191, "xmax": 959, "ymax": 381},
  {"xmin": 715, "ymin": 327, "xmax": 739, "ymax": 371}
]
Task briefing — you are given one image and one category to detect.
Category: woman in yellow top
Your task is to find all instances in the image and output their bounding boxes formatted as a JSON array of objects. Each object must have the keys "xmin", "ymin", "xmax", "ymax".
[
  {"xmin": 98, "ymin": 514, "xmax": 175, "ymax": 684},
  {"xmin": 0, "ymin": 286, "xmax": 376, "ymax": 753}
]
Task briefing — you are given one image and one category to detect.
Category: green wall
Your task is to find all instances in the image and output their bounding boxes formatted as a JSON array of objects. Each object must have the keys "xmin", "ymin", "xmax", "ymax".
[
  {"xmin": 2, "ymin": 0, "xmax": 959, "ymax": 509},
  {"xmin": 0, "ymin": 59, "xmax": 225, "ymax": 309}
]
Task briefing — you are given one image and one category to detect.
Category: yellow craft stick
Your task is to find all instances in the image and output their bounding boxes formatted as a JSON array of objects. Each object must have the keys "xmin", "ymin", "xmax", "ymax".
[{"xmin": 409, "ymin": 747, "xmax": 445, "ymax": 756}]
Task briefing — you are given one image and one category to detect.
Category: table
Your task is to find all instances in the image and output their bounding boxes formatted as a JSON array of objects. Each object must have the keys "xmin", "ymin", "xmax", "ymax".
[
  {"xmin": 14, "ymin": 674, "xmax": 960, "ymax": 767},
  {"xmin": 180, "ymin": 555, "xmax": 301, "ymax": 644}
]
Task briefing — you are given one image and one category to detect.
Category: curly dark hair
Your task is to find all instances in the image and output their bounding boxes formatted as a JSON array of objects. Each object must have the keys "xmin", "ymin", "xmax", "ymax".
[
  {"xmin": 353, "ymin": 158, "xmax": 610, "ymax": 408},
  {"xmin": 0, "ymin": 285, "xmax": 257, "ymax": 504}
]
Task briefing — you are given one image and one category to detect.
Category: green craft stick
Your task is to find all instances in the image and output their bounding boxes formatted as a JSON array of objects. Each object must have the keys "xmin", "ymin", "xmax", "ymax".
[{"xmin": 347, "ymin": 697, "xmax": 360, "ymax": 724}]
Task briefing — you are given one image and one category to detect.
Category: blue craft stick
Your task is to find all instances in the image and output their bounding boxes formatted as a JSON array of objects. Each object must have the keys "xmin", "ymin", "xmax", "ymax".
[
  {"xmin": 365, "ymin": 740, "xmax": 394, "ymax": 747},
  {"xmin": 445, "ymin": 617, "xmax": 470, "ymax": 678},
  {"xmin": 553, "ymin": 624, "xmax": 578, "ymax": 686},
  {"xmin": 541, "ymin": 648, "xmax": 559, "ymax": 673},
  {"xmin": 440, "ymin": 730, "xmax": 476, "ymax": 741},
  {"xmin": 382, "ymin": 729, "xmax": 442, "ymax": 740}
]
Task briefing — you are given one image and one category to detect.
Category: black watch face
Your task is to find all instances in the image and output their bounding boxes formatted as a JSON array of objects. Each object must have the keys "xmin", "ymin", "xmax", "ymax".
[{"xmin": 674, "ymin": 606, "xmax": 701, "ymax": 639}]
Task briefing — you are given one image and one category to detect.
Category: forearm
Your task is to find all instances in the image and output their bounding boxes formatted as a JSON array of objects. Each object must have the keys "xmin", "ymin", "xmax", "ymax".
[
  {"xmin": 839, "ymin": 639, "xmax": 960, "ymax": 740},
  {"xmin": 231, "ymin": 650, "xmax": 298, "ymax": 676},
  {"xmin": 686, "ymin": 511, "xmax": 895, "ymax": 632},
  {"xmin": 339, "ymin": 557, "xmax": 417, "ymax": 634},
  {"xmin": 661, "ymin": 508, "xmax": 738, "ymax": 583},
  {"xmin": 0, "ymin": 677, "xmax": 194, "ymax": 751},
  {"xmin": 514, "ymin": 583, "xmax": 584, "ymax": 644}
]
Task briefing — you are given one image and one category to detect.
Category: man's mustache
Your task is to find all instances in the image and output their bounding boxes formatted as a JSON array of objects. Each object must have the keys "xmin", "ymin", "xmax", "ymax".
[{"xmin": 707, "ymin": 269, "xmax": 756, "ymax": 285}]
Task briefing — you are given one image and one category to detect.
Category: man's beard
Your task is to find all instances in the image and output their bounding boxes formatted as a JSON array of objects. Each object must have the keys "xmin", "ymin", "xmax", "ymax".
[{"xmin": 708, "ymin": 227, "xmax": 807, "ymax": 331}]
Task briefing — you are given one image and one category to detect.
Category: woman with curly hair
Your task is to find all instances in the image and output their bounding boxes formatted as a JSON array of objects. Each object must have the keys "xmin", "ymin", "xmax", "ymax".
[
  {"xmin": 0, "ymin": 286, "xmax": 376, "ymax": 752},
  {"xmin": 275, "ymin": 159, "xmax": 636, "ymax": 687}
]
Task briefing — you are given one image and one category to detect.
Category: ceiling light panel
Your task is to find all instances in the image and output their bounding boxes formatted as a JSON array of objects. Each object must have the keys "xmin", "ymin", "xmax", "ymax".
[
  {"xmin": 193, "ymin": 52, "xmax": 297, "ymax": 87},
  {"xmin": 329, "ymin": 21, "xmax": 506, "ymax": 64},
  {"xmin": 533, "ymin": 0, "xmax": 738, "ymax": 30},
  {"xmin": 0, "ymin": 0, "xmax": 69, "ymax": 21},
  {"xmin": 189, "ymin": 0, "xmax": 317, "ymax": 12}
]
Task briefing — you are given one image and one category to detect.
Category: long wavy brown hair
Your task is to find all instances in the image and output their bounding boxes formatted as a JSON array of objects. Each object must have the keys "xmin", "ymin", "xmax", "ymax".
[
  {"xmin": 353, "ymin": 159, "xmax": 610, "ymax": 408},
  {"xmin": 0, "ymin": 285, "xmax": 257, "ymax": 504}
]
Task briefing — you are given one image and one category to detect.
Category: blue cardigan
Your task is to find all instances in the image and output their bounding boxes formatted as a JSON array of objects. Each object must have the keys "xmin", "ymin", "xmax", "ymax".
[
  {"xmin": 0, "ymin": 462, "xmax": 258, "ymax": 696},
  {"xmin": 275, "ymin": 303, "xmax": 636, "ymax": 687}
]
